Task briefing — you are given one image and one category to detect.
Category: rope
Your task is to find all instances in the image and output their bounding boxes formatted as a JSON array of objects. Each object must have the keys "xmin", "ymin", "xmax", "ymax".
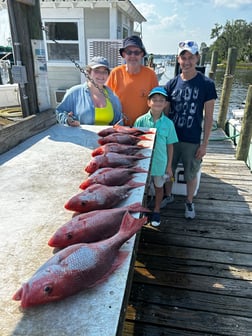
[
  {"xmin": 0, "ymin": 107, "xmax": 22, "ymax": 118},
  {"xmin": 209, "ymin": 120, "xmax": 241, "ymax": 141}
]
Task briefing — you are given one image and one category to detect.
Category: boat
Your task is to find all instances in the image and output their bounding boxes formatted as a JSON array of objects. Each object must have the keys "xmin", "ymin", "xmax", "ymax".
[
  {"xmin": 225, "ymin": 102, "xmax": 252, "ymax": 171},
  {"xmin": 155, "ymin": 63, "xmax": 166, "ymax": 81}
]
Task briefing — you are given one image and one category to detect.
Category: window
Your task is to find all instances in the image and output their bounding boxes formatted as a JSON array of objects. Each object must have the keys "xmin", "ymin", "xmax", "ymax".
[
  {"xmin": 123, "ymin": 27, "xmax": 128, "ymax": 39},
  {"xmin": 44, "ymin": 21, "xmax": 79, "ymax": 62}
]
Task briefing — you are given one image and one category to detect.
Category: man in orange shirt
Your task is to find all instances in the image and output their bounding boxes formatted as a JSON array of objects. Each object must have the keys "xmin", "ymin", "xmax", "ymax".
[{"xmin": 106, "ymin": 35, "xmax": 158, "ymax": 126}]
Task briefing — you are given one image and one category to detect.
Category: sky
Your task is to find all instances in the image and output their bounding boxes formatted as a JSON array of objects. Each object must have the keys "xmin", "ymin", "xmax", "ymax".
[
  {"xmin": 132, "ymin": 0, "xmax": 252, "ymax": 54},
  {"xmin": 0, "ymin": 0, "xmax": 251, "ymax": 54}
]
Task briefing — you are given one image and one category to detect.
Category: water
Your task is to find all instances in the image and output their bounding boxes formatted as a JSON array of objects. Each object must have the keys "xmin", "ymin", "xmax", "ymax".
[{"xmin": 157, "ymin": 61, "xmax": 252, "ymax": 121}]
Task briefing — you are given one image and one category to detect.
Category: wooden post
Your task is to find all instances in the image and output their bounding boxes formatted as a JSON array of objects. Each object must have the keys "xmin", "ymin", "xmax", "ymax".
[
  {"xmin": 174, "ymin": 56, "xmax": 179, "ymax": 76},
  {"xmin": 236, "ymin": 85, "xmax": 252, "ymax": 162},
  {"xmin": 217, "ymin": 47, "xmax": 238, "ymax": 130},
  {"xmin": 7, "ymin": 0, "xmax": 43, "ymax": 117},
  {"xmin": 209, "ymin": 50, "xmax": 218, "ymax": 80},
  {"xmin": 200, "ymin": 47, "xmax": 207, "ymax": 66}
]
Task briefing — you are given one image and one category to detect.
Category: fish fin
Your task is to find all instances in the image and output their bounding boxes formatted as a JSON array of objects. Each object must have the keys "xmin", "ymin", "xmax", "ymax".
[{"xmin": 87, "ymin": 251, "xmax": 129, "ymax": 289}]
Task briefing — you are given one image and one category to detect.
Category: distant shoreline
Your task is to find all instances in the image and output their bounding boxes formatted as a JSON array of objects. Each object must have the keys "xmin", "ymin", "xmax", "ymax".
[{"xmin": 218, "ymin": 62, "xmax": 252, "ymax": 70}]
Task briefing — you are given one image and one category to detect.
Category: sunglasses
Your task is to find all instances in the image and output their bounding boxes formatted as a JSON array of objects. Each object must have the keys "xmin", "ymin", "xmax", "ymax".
[
  {"xmin": 124, "ymin": 49, "xmax": 142, "ymax": 56},
  {"xmin": 178, "ymin": 41, "xmax": 196, "ymax": 48}
]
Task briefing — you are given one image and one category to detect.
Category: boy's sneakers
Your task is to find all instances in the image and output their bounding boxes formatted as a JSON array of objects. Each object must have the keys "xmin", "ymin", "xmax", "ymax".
[
  {"xmin": 160, "ymin": 194, "xmax": 174, "ymax": 208},
  {"xmin": 150, "ymin": 212, "xmax": 161, "ymax": 227},
  {"xmin": 185, "ymin": 202, "xmax": 195, "ymax": 219}
]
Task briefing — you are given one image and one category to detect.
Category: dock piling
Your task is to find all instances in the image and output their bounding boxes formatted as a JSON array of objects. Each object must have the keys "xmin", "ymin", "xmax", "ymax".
[
  {"xmin": 208, "ymin": 50, "xmax": 218, "ymax": 80},
  {"xmin": 217, "ymin": 47, "xmax": 238, "ymax": 130},
  {"xmin": 236, "ymin": 85, "xmax": 252, "ymax": 162}
]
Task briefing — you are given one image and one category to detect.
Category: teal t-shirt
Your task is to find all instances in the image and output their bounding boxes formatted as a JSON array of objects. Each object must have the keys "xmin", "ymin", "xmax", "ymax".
[{"xmin": 134, "ymin": 111, "xmax": 178, "ymax": 176}]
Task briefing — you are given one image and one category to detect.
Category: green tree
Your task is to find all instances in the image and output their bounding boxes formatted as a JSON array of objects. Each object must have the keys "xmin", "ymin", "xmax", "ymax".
[{"xmin": 210, "ymin": 19, "xmax": 252, "ymax": 62}]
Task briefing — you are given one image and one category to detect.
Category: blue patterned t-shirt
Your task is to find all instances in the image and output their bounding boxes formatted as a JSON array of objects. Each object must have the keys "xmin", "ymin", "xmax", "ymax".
[{"xmin": 165, "ymin": 72, "xmax": 217, "ymax": 144}]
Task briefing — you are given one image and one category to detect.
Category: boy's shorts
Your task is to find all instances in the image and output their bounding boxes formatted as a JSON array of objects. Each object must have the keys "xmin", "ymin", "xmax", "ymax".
[
  {"xmin": 172, "ymin": 142, "xmax": 201, "ymax": 181},
  {"xmin": 153, "ymin": 176, "xmax": 165, "ymax": 188}
]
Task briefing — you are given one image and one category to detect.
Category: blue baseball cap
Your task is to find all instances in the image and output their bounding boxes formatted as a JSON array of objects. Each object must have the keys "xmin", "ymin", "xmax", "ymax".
[
  {"xmin": 89, "ymin": 56, "xmax": 110, "ymax": 70},
  {"xmin": 148, "ymin": 86, "xmax": 168, "ymax": 98}
]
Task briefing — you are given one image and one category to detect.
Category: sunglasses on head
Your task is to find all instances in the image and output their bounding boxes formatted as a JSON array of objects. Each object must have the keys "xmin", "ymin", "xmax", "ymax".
[
  {"xmin": 124, "ymin": 49, "xmax": 142, "ymax": 56},
  {"xmin": 179, "ymin": 41, "xmax": 196, "ymax": 48}
]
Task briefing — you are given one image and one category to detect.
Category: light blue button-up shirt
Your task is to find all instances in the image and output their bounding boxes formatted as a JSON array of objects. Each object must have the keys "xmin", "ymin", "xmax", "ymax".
[
  {"xmin": 134, "ymin": 111, "xmax": 178, "ymax": 176},
  {"xmin": 56, "ymin": 82, "xmax": 123, "ymax": 125}
]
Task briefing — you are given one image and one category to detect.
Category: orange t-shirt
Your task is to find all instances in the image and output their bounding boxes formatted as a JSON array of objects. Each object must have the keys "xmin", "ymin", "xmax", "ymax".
[{"xmin": 106, "ymin": 65, "xmax": 158, "ymax": 126}]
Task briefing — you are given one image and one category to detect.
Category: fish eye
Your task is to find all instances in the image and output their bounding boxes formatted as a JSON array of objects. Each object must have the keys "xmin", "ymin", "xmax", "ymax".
[
  {"xmin": 66, "ymin": 232, "xmax": 73, "ymax": 240},
  {"xmin": 44, "ymin": 285, "xmax": 53, "ymax": 295}
]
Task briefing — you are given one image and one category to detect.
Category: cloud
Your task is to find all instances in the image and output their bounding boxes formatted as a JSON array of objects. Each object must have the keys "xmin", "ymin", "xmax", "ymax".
[
  {"xmin": 213, "ymin": 0, "xmax": 252, "ymax": 8},
  {"xmin": 134, "ymin": 2, "xmax": 181, "ymax": 31}
]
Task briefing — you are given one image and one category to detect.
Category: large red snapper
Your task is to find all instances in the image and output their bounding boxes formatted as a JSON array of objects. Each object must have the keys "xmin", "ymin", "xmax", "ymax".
[
  {"xmin": 13, "ymin": 212, "xmax": 147, "ymax": 308},
  {"xmin": 80, "ymin": 166, "xmax": 147, "ymax": 189},
  {"xmin": 48, "ymin": 202, "xmax": 150, "ymax": 248},
  {"xmin": 91, "ymin": 143, "xmax": 145, "ymax": 157},
  {"xmin": 98, "ymin": 125, "xmax": 154, "ymax": 137},
  {"xmin": 98, "ymin": 133, "xmax": 151, "ymax": 145},
  {"xmin": 64, "ymin": 181, "xmax": 145, "ymax": 213},
  {"xmin": 85, "ymin": 152, "xmax": 149, "ymax": 174}
]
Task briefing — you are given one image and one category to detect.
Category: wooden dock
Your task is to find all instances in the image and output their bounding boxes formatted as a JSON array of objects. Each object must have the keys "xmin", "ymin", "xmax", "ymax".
[{"xmin": 122, "ymin": 127, "xmax": 252, "ymax": 335}]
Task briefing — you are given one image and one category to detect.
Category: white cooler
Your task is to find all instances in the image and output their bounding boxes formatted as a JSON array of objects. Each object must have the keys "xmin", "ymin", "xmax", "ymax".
[{"xmin": 172, "ymin": 162, "xmax": 201, "ymax": 196}]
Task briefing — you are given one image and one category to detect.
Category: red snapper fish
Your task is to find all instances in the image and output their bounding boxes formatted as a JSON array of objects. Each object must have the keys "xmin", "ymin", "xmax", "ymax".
[
  {"xmin": 85, "ymin": 152, "xmax": 149, "ymax": 174},
  {"xmin": 13, "ymin": 212, "xmax": 147, "ymax": 308},
  {"xmin": 48, "ymin": 202, "xmax": 150, "ymax": 248},
  {"xmin": 64, "ymin": 181, "xmax": 145, "ymax": 213},
  {"xmin": 91, "ymin": 143, "xmax": 145, "ymax": 157},
  {"xmin": 98, "ymin": 125, "xmax": 154, "ymax": 137},
  {"xmin": 98, "ymin": 133, "xmax": 151, "ymax": 146},
  {"xmin": 80, "ymin": 166, "xmax": 147, "ymax": 189}
]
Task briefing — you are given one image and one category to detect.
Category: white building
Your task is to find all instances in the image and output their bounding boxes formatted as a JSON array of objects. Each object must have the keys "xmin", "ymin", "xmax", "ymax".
[
  {"xmin": 40, "ymin": 0, "xmax": 146, "ymax": 106},
  {"xmin": 1, "ymin": 0, "xmax": 146, "ymax": 108}
]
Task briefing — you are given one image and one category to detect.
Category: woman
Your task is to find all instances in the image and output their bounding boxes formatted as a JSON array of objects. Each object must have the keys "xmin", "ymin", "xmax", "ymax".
[{"xmin": 56, "ymin": 56, "xmax": 123, "ymax": 127}]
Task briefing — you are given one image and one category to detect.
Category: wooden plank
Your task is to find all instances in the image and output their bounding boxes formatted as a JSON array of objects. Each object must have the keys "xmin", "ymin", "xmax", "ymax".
[
  {"xmin": 146, "ymin": 218, "xmax": 252, "ymax": 241},
  {"xmin": 136, "ymin": 242, "xmax": 252, "ymax": 266},
  {"xmin": 124, "ymin": 303, "xmax": 252, "ymax": 336},
  {"xmin": 134, "ymin": 256, "xmax": 252, "ymax": 282},
  {"xmin": 123, "ymin": 322, "xmax": 214, "ymax": 336},
  {"xmin": 0, "ymin": 109, "xmax": 57, "ymax": 154},
  {"xmin": 139, "ymin": 229, "xmax": 252, "ymax": 254}
]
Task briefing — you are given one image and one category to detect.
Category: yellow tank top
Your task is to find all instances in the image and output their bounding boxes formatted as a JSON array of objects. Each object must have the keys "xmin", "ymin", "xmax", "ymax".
[{"xmin": 94, "ymin": 97, "xmax": 114, "ymax": 125}]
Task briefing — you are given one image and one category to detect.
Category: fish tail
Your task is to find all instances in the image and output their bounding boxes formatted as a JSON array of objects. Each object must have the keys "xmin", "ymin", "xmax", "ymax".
[
  {"xmin": 131, "ymin": 166, "xmax": 148, "ymax": 173},
  {"xmin": 126, "ymin": 180, "xmax": 145, "ymax": 189},
  {"xmin": 117, "ymin": 211, "xmax": 147, "ymax": 241},
  {"xmin": 127, "ymin": 202, "xmax": 151, "ymax": 213},
  {"xmin": 135, "ymin": 153, "xmax": 151, "ymax": 159},
  {"xmin": 139, "ymin": 134, "xmax": 152, "ymax": 141}
]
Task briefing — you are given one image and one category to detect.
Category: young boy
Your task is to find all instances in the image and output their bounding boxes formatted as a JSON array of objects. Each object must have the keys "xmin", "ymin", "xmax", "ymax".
[{"xmin": 134, "ymin": 86, "xmax": 178, "ymax": 227}]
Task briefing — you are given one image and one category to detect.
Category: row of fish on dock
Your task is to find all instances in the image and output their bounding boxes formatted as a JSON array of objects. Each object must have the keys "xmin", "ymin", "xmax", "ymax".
[{"xmin": 12, "ymin": 125, "xmax": 154, "ymax": 309}]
